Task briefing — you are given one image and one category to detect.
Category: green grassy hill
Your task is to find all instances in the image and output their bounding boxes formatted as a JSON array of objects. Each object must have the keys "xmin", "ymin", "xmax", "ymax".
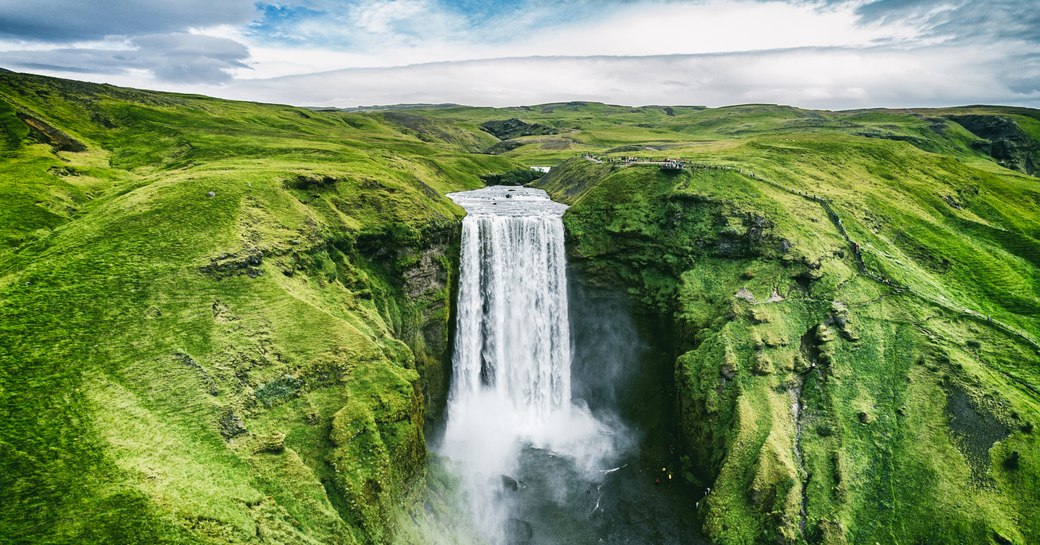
[
  {"xmin": 1, "ymin": 71, "xmax": 1038, "ymax": 545},
  {"xmin": 531, "ymin": 113, "xmax": 1040, "ymax": 544},
  {"xmin": 0, "ymin": 72, "xmax": 513, "ymax": 544}
]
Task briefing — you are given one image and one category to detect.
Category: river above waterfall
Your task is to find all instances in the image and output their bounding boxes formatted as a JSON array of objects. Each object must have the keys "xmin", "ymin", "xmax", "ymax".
[{"xmin": 424, "ymin": 185, "xmax": 703, "ymax": 545}]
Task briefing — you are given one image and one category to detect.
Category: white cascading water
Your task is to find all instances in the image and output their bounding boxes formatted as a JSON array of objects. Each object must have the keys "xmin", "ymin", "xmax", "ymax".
[{"xmin": 441, "ymin": 186, "xmax": 616, "ymax": 544}]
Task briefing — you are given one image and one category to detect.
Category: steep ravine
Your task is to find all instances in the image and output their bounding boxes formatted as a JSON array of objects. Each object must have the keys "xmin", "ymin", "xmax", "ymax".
[{"xmin": 537, "ymin": 157, "xmax": 1040, "ymax": 545}]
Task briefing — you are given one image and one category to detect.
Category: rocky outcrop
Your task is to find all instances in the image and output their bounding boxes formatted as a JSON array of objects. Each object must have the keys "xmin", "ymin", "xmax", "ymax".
[
  {"xmin": 480, "ymin": 118, "xmax": 557, "ymax": 140},
  {"xmin": 948, "ymin": 114, "xmax": 1040, "ymax": 174}
]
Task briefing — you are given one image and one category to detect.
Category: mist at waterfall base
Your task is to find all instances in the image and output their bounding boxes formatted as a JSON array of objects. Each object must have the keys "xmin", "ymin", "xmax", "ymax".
[{"xmin": 413, "ymin": 186, "xmax": 702, "ymax": 545}]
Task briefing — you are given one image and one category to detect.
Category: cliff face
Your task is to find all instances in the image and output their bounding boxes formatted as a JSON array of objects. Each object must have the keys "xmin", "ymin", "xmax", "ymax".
[
  {"xmin": 948, "ymin": 114, "xmax": 1040, "ymax": 175},
  {"xmin": 539, "ymin": 148, "xmax": 1040, "ymax": 545}
]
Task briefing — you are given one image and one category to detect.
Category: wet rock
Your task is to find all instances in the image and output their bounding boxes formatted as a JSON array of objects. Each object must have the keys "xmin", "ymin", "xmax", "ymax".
[
  {"xmin": 504, "ymin": 518, "xmax": 534, "ymax": 544},
  {"xmin": 993, "ymin": 531, "xmax": 1014, "ymax": 545},
  {"xmin": 500, "ymin": 474, "xmax": 526, "ymax": 491},
  {"xmin": 402, "ymin": 250, "xmax": 447, "ymax": 299}
]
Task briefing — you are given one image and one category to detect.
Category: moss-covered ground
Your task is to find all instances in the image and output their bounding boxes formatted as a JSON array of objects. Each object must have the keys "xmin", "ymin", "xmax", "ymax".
[{"xmin": 1, "ymin": 71, "xmax": 1038, "ymax": 544}]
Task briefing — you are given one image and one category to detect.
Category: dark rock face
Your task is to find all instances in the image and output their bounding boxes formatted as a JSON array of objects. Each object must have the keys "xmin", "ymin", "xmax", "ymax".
[
  {"xmin": 948, "ymin": 115, "xmax": 1040, "ymax": 174},
  {"xmin": 504, "ymin": 518, "xmax": 534, "ymax": 544},
  {"xmin": 17, "ymin": 112, "xmax": 87, "ymax": 152},
  {"xmin": 479, "ymin": 169, "xmax": 544, "ymax": 186},
  {"xmin": 349, "ymin": 222, "xmax": 461, "ymax": 420},
  {"xmin": 218, "ymin": 409, "xmax": 247, "ymax": 439},
  {"xmin": 480, "ymin": 118, "xmax": 557, "ymax": 140}
]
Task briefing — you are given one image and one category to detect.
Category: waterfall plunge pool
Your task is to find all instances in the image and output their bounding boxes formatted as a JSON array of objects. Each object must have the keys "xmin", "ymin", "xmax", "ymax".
[{"xmin": 411, "ymin": 186, "xmax": 704, "ymax": 545}]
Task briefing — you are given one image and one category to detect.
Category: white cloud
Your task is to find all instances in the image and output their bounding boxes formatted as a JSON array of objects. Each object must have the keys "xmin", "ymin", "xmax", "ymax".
[
  {"xmin": 215, "ymin": 46, "xmax": 1036, "ymax": 109},
  {"xmin": 225, "ymin": 0, "xmax": 920, "ymax": 79},
  {"xmin": 0, "ymin": 0, "xmax": 1036, "ymax": 108},
  {"xmin": 350, "ymin": 0, "xmax": 429, "ymax": 34}
]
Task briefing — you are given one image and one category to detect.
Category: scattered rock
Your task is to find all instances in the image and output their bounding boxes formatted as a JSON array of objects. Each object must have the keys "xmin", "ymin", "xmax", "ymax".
[
  {"xmin": 735, "ymin": 288, "xmax": 757, "ymax": 303},
  {"xmin": 504, "ymin": 518, "xmax": 533, "ymax": 544},
  {"xmin": 219, "ymin": 409, "xmax": 247, "ymax": 439},
  {"xmin": 211, "ymin": 299, "xmax": 238, "ymax": 322}
]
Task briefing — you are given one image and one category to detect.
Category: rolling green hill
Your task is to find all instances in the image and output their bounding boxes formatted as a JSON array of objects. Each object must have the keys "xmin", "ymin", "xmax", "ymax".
[{"xmin": 1, "ymin": 71, "xmax": 1038, "ymax": 545}]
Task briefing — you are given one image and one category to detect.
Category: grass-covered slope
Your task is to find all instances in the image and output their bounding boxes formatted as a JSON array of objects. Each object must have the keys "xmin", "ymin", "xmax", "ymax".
[
  {"xmin": 0, "ymin": 72, "xmax": 515, "ymax": 544},
  {"xmin": 537, "ymin": 129, "xmax": 1040, "ymax": 543}
]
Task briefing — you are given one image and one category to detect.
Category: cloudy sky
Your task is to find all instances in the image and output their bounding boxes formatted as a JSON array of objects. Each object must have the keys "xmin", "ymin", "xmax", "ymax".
[{"xmin": 0, "ymin": 0, "xmax": 1037, "ymax": 109}]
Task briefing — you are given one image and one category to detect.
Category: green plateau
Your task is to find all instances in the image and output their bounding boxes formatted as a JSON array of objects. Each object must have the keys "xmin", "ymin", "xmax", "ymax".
[{"xmin": 1, "ymin": 70, "xmax": 1038, "ymax": 545}]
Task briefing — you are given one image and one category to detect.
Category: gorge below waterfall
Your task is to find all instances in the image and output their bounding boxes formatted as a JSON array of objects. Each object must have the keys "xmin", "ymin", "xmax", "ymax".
[{"xmin": 426, "ymin": 186, "xmax": 704, "ymax": 545}]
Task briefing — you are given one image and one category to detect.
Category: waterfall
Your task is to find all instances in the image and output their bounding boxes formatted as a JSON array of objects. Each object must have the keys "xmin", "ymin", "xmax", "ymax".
[
  {"xmin": 441, "ymin": 186, "xmax": 616, "ymax": 544},
  {"xmin": 450, "ymin": 187, "xmax": 572, "ymax": 418}
]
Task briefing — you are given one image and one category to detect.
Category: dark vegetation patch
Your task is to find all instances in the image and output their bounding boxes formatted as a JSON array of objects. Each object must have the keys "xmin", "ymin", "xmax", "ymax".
[
  {"xmin": 480, "ymin": 118, "xmax": 557, "ymax": 140},
  {"xmin": 255, "ymin": 374, "xmax": 304, "ymax": 407},
  {"xmin": 480, "ymin": 168, "xmax": 544, "ymax": 186},
  {"xmin": 945, "ymin": 386, "xmax": 1010, "ymax": 482},
  {"xmin": 284, "ymin": 174, "xmax": 341, "ymax": 191},
  {"xmin": 483, "ymin": 139, "xmax": 524, "ymax": 154}
]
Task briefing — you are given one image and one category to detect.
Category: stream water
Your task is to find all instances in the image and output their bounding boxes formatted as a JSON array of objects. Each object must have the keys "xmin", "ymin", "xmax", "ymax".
[{"xmin": 433, "ymin": 186, "xmax": 703, "ymax": 545}]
